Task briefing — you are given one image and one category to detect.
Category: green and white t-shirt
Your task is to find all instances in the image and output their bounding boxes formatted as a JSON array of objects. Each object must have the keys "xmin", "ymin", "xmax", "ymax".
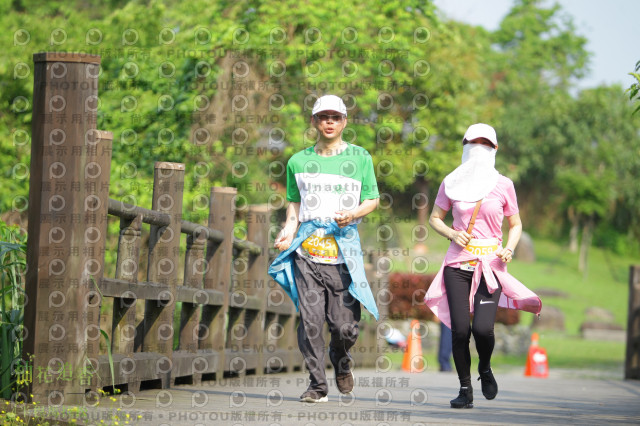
[{"xmin": 286, "ymin": 143, "xmax": 379, "ymax": 264}]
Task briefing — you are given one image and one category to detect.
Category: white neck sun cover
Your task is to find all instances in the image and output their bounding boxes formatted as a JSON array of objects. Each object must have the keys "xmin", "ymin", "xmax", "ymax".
[{"xmin": 444, "ymin": 144, "xmax": 499, "ymax": 202}]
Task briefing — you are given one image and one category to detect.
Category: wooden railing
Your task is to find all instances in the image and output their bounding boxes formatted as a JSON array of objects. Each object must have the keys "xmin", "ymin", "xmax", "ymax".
[{"xmin": 22, "ymin": 52, "xmax": 387, "ymax": 404}]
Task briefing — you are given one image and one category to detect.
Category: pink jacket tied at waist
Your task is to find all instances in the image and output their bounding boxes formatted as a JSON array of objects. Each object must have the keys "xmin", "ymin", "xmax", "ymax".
[{"xmin": 424, "ymin": 244, "xmax": 542, "ymax": 329}]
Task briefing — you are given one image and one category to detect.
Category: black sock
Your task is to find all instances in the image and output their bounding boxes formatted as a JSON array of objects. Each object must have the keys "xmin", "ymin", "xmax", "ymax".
[
  {"xmin": 478, "ymin": 359, "xmax": 492, "ymax": 373},
  {"xmin": 460, "ymin": 376, "xmax": 472, "ymax": 388}
]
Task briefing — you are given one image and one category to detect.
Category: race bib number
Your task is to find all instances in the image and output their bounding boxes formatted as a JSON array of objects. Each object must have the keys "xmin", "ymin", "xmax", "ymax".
[
  {"xmin": 301, "ymin": 233, "xmax": 340, "ymax": 263},
  {"xmin": 460, "ymin": 239, "xmax": 499, "ymax": 271}
]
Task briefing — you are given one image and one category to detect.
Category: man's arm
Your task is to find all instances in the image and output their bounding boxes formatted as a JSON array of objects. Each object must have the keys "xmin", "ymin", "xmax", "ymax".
[
  {"xmin": 335, "ymin": 198, "xmax": 379, "ymax": 228},
  {"xmin": 274, "ymin": 201, "xmax": 300, "ymax": 251}
]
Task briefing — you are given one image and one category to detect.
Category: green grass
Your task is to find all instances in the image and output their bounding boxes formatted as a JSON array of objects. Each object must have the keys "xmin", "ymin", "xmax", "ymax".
[
  {"xmin": 507, "ymin": 239, "xmax": 633, "ymax": 335},
  {"xmin": 385, "ymin": 331, "xmax": 625, "ymax": 375},
  {"xmin": 512, "ymin": 332, "xmax": 624, "ymax": 370}
]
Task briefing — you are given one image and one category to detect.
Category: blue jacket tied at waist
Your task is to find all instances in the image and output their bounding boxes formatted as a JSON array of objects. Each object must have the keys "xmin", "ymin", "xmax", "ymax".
[{"xmin": 268, "ymin": 220, "xmax": 379, "ymax": 321}]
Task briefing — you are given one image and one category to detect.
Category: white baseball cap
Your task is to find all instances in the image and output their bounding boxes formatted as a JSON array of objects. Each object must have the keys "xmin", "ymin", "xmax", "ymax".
[
  {"xmin": 312, "ymin": 95, "xmax": 347, "ymax": 116},
  {"xmin": 463, "ymin": 123, "xmax": 498, "ymax": 147}
]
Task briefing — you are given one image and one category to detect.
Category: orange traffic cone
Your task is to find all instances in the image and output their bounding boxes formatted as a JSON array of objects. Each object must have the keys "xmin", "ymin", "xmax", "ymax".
[
  {"xmin": 524, "ymin": 332, "xmax": 548, "ymax": 378},
  {"xmin": 402, "ymin": 319, "xmax": 424, "ymax": 373}
]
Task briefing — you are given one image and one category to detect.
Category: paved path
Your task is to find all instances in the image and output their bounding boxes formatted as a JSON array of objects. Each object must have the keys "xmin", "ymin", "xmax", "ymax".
[{"xmin": 29, "ymin": 367, "xmax": 640, "ymax": 425}]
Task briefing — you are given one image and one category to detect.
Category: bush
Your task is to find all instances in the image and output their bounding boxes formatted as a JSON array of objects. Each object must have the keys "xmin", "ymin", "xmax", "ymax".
[
  {"xmin": 388, "ymin": 272, "xmax": 437, "ymax": 321},
  {"xmin": 0, "ymin": 219, "xmax": 27, "ymax": 399}
]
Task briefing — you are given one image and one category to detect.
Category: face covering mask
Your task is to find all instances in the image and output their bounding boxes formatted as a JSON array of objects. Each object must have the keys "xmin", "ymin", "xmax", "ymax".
[
  {"xmin": 444, "ymin": 143, "xmax": 499, "ymax": 202},
  {"xmin": 461, "ymin": 143, "xmax": 495, "ymax": 166}
]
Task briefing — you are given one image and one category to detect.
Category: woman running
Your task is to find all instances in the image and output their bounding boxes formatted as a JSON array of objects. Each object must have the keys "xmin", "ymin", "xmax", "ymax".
[{"xmin": 425, "ymin": 123, "xmax": 542, "ymax": 409}]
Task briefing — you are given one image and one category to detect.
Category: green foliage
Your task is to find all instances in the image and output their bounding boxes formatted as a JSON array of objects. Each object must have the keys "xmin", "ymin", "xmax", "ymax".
[
  {"xmin": 594, "ymin": 222, "xmax": 640, "ymax": 255},
  {"xmin": 486, "ymin": 0, "xmax": 639, "ymax": 253},
  {"xmin": 0, "ymin": 0, "xmax": 637, "ymax": 255},
  {"xmin": 558, "ymin": 86, "xmax": 640, "ymax": 247},
  {"xmin": 626, "ymin": 60, "xmax": 640, "ymax": 115},
  {"xmin": 556, "ymin": 169, "xmax": 609, "ymax": 219},
  {"xmin": 0, "ymin": 0, "xmax": 494, "ymax": 212},
  {"xmin": 0, "ymin": 219, "xmax": 27, "ymax": 400},
  {"xmin": 493, "ymin": 0, "xmax": 589, "ymax": 88},
  {"xmin": 491, "ymin": 0, "xmax": 590, "ymax": 186}
]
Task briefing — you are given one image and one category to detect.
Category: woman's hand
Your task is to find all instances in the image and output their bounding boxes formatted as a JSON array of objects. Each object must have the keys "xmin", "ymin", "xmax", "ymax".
[
  {"xmin": 500, "ymin": 214, "xmax": 521, "ymax": 263},
  {"xmin": 430, "ymin": 205, "xmax": 472, "ymax": 247},
  {"xmin": 451, "ymin": 230, "xmax": 473, "ymax": 248},
  {"xmin": 496, "ymin": 247, "xmax": 513, "ymax": 263}
]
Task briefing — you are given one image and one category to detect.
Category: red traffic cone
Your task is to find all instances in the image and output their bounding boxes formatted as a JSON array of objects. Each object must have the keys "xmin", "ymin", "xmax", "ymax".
[
  {"xmin": 402, "ymin": 320, "xmax": 424, "ymax": 373},
  {"xmin": 525, "ymin": 332, "xmax": 548, "ymax": 378}
]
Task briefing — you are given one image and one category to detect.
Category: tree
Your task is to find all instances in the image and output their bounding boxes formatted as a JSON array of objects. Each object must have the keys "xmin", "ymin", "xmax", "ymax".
[
  {"xmin": 626, "ymin": 60, "xmax": 640, "ymax": 115},
  {"xmin": 557, "ymin": 86, "xmax": 640, "ymax": 272},
  {"xmin": 489, "ymin": 0, "xmax": 590, "ymax": 228}
]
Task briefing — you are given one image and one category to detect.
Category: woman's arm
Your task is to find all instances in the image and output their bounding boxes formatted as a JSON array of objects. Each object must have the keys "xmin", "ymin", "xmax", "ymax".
[
  {"xmin": 496, "ymin": 213, "xmax": 522, "ymax": 263},
  {"xmin": 429, "ymin": 204, "xmax": 472, "ymax": 248}
]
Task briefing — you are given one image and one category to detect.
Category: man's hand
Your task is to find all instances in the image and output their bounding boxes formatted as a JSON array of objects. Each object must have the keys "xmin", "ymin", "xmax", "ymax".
[
  {"xmin": 274, "ymin": 202, "xmax": 300, "ymax": 251},
  {"xmin": 274, "ymin": 228, "xmax": 294, "ymax": 251},
  {"xmin": 334, "ymin": 210, "xmax": 354, "ymax": 228}
]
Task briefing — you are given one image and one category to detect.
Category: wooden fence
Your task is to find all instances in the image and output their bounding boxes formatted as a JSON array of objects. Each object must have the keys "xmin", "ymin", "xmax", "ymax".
[{"xmin": 22, "ymin": 52, "xmax": 388, "ymax": 404}]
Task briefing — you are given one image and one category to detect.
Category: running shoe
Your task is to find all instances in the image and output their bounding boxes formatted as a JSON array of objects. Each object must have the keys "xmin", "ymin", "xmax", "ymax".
[
  {"xmin": 450, "ymin": 386, "xmax": 474, "ymax": 409},
  {"xmin": 335, "ymin": 370, "xmax": 354, "ymax": 394},
  {"xmin": 300, "ymin": 390, "xmax": 328, "ymax": 403},
  {"xmin": 478, "ymin": 368, "xmax": 498, "ymax": 400}
]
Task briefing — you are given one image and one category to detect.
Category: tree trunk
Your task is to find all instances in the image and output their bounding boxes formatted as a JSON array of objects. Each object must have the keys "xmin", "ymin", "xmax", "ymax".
[
  {"xmin": 568, "ymin": 205, "xmax": 579, "ymax": 253},
  {"xmin": 578, "ymin": 215, "xmax": 594, "ymax": 277}
]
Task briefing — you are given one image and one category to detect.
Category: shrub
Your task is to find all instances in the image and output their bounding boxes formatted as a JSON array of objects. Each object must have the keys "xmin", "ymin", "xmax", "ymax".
[
  {"xmin": 0, "ymin": 219, "xmax": 27, "ymax": 399},
  {"xmin": 388, "ymin": 272, "xmax": 437, "ymax": 321}
]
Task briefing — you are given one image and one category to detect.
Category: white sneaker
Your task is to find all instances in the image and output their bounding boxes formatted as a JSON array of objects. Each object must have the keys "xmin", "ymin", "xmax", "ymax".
[{"xmin": 300, "ymin": 390, "xmax": 328, "ymax": 403}]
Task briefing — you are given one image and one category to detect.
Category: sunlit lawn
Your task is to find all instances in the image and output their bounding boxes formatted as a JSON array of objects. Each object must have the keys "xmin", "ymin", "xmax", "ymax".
[{"xmin": 384, "ymin": 331, "xmax": 625, "ymax": 376}]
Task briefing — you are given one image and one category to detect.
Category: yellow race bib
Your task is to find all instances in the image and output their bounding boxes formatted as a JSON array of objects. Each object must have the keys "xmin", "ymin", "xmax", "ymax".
[
  {"xmin": 460, "ymin": 238, "xmax": 499, "ymax": 271},
  {"xmin": 301, "ymin": 233, "xmax": 340, "ymax": 263}
]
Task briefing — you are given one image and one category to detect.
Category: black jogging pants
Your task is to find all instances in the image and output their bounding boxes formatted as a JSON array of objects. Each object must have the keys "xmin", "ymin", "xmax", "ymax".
[{"xmin": 443, "ymin": 265, "xmax": 502, "ymax": 387}]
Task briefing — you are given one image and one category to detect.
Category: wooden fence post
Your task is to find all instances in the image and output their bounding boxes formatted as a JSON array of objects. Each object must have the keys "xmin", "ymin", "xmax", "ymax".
[
  {"xmin": 264, "ymin": 220, "xmax": 297, "ymax": 373},
  {"xmin": 111, "ymin": 212, "xmax": 142, "ymax": 392},
  {"xmin": 227, "ymin": 234, "xmax": 251, "ymax": 375},
  {"xmin": 200, "ymin": 187, "xmax": 236, "ymax": 380},
  {"xmin": 142, "ymin": 162, "xmax": 184, "ymax": 388},
  {"xmin": 173, "ymin": 228, "xmax": 207, "ymax": 386},
  {"xmin": 23, "ymin": 52, "xmax": 109, "ymax": 405},
  {"xmin": 180, "ymin": 231, "xmax": 207, "ymax": 350},
  {"xmin": 246, "ymin": 205, "xmax": 270, "ymax": 373},
  {"xmin": 86, "ymin": 130, "xmax": 113, "ymax": 394},
  {"xmin": 625, "ymin": 265, "xmax": 640, "ymax": 380}
]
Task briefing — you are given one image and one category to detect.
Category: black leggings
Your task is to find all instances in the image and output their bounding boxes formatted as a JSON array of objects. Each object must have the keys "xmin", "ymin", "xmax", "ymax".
[{"xmin": 443, "ymin": 266, "xmax": 502, "ymax": 387}]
